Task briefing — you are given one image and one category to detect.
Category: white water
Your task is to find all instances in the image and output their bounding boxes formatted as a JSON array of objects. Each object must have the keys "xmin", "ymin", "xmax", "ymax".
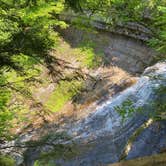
[
  {"xmin": 1, "ymin": 62, "xmax": 166, "ymax": 166},
  {"xmin": 68, "ymin": 62, "xmax": 166, "ymax": 140}
]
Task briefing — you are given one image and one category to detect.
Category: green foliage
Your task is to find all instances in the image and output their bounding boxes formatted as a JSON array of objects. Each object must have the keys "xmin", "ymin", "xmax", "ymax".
[
  {"xmin": 0, "ymin": 89, "xmax": 13, "ymax": 138},
  {"xmin": 77, "ymin": 40, "xmax": 102, "ymax": 68},
  {"xmin": 66, "ymin": 0, "xmax": 164, "ymax": 24},
  {"xmin": 115, "ymin": 99, "xmax": 142, "ymax": 122},
  {"xmin": 67, "ymin": 0, "xmax": 166, "ymax": 60},
  {"xmin": 34, "ymin": 160, "xmax": 54, "ymax": 166},
  {"xmin": 39, "ymin": 143, "xmax": 79, "ymax": 162},
  {"xmin": 0, "ymin": 0, "xmax": 68, "ymax": 139},
  {"xmin": 0, "ymin": 73, "xmax": 14, "ymax": 139},
  {"xmin": 79, "ymin": 47, "xmax": 96, "ymax": 68},
  {"xmin": 55, "ymin": 37, "xmax": 101, "ymax": 69},
  {"xmin": 149, "ymin": 5, "xmax": 166, "ymax": 59},
  {"xmin": 71, "ymin": 16, "xmax": 94, "ymax": 32},
  {"xmin": 0, "ymin": 16, "xmax": 19, "ymax": 46},
  {"xmin": 115, "ymin": 85, "xmax": 166, "ymax": 122},
  {"xmin": 0, "ymin": 0, "xmax": 67, "ymax": 69},
  {"xmin": 152, "ymin": 85, "xmax": 166, "ymax": 120},
  {"xmin": 33, "ymin": 141, "xmax": 79, "ymax": 166}
]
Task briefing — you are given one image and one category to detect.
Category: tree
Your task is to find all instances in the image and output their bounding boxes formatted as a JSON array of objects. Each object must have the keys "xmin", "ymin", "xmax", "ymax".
[{"xmin": 0, "ymin": 0, "xmax": 67, "ymax": 139}]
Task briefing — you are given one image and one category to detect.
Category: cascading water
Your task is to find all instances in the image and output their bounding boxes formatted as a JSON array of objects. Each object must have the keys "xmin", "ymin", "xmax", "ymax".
[
  {"xmin": 1, "ymin": 62, "xmax": 166, "ymax": 166},
  {"xmin": 69, "ymin": 62, "xmax": 166, "ymax": 138},
  {"xmin": 55, "ymin": 62, "xmax": 166, "ymax": 165}
]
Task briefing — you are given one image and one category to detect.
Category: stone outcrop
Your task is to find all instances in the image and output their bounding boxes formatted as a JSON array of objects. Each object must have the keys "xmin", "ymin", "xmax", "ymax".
[
  {"xmin": 56, "ymin": 25, "xmax": 156, "ymax": 74},
  {"xmin": 60, "ymin": 14, "xmax": 153, "ymax": 41},
  {"xmin": 19, "ymin": 61, "xmax": 166, "ymax": 166},
  {"xmin": 110, "ymin": 152, "xmax": 166, "ymax": 166}
]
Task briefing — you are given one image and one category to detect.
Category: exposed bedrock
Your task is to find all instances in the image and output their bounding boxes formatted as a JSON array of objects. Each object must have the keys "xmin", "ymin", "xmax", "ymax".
[
  {"xmin": 22, "ymin": 61, "xmax": 166, "ymax": 166},
  {"xmin": 55, "ymin": 61, "xmax": 166, "ymax": 166},
  {"xmin": 56, "ymin": 26, "xmax": 156, "ymax": 74}
]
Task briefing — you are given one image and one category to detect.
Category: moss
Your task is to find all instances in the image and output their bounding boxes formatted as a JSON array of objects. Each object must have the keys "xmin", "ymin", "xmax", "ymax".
[
  {"xmin": 76, "ymin": 47, "xmax": 97, "ymax": 68},
  {"xmin": 0, "ymin": 155, "xmax": 15, "ymax": 166},
  {"xmin": 55, "ymin": 34, "xmax": 102, "ymax": 69},
  {"xmin": 45, "ymin": 80, "xmax": 83, "ymax": 112},
  {"xmin": 77, "ymin": 38, "xmax": 103, "ymax": 68},
  {"xmin": 34, "ymin": 160, "xmax": 54, "ymax": 166}
]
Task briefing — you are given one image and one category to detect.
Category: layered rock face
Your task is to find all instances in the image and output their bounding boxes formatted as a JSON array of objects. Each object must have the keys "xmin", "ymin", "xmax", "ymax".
[
  {"xmin": 57, "ymin": 26, "xmax": 156, "ymax": 74},
  {"xmin": 21, "ymin": 62, "xmax": 166, "ymax": 166},
  {"xmin": 56, "ymin": 62, "xmax": 166, "ymax": 166},
  {"xmin": 110, "ymin": 153, "xmax": 166, "ymax": 166}
]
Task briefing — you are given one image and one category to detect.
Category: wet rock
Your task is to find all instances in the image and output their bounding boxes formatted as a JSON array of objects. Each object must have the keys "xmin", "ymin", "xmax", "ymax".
[
  {"xmin": 110, "ymin": 152, "xmax": 166, "ymax": 166},
  {"xmin": 3, "ymin": 62, "xmax": 166, "ymax": 166},
  {"xmin": 126, "ymin": 121, "xmax": 166, "ymax": 160},
  {"xmin": 58, "ymin": 61, "xmax": 166, "ymax": 165}
]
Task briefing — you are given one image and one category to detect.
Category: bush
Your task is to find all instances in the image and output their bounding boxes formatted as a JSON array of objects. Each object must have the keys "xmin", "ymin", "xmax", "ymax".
[{"xmin": 0, "ymin": 155, "xmax": 15, "ymax": 166}]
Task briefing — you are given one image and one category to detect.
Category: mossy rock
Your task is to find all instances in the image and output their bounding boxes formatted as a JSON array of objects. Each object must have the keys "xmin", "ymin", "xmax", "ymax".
[
  {"xmin": 0, "ymin": 155, "xmax": 15, "ymax": 166},
  {"xmin": 110, "ymin": 153, "xmax": 166, "ymax": 166}
]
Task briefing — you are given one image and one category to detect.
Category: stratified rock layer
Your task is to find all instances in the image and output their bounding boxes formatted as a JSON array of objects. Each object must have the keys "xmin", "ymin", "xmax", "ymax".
[{"xmin": 3, "ymin": 62, "xmax": 166, "ymax": 166}]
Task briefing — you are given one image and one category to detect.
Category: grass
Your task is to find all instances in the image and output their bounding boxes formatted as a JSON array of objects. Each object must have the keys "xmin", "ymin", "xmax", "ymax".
[
  {"xmin": 75, "ymin": 39, "xmax": 103, "ymax": 69},
  {"xmin": 45, "ymin": 80, "xmax": 83, "ymax": 112},
  {"xmin": 74, "ymin": 46, "xmax": 97, "ymax": 68},
  {"xmin": 55, "ymin": 34, "xmax": 103, "ymax": 69}
]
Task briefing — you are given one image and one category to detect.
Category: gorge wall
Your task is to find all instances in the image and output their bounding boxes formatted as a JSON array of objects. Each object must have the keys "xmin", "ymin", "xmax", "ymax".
[{"xmin": 56, "ymin": 25, "xmax": 156, "ymax": 74}]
